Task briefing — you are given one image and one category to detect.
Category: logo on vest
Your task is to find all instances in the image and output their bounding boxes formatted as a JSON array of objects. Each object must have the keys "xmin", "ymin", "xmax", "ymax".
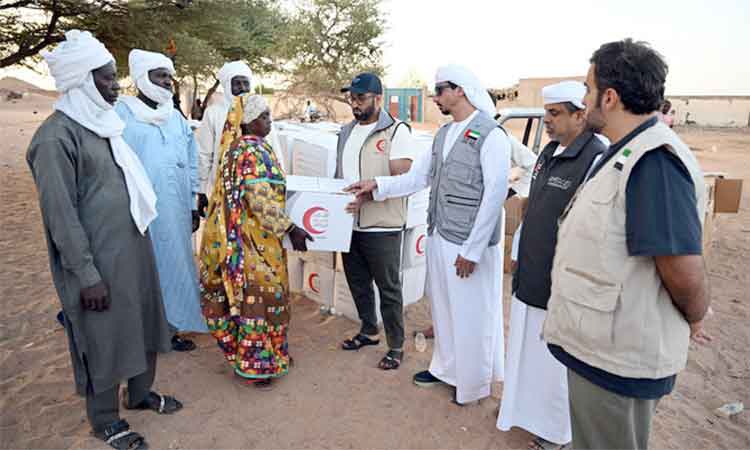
[
  {"xmin": 375, "ymin": 139, "xmax": 386, "ymax": 154},
  {"xmin": 416, "ymin": 234, "xmax": 426, "ymax": 256},
  {"xmin": 547, "ymin": 176, "xmax": 572, "ymax": 191},
  {"xmin": 308, "ymin": 273, "xmax": 320, "ymax": 293},
  {"xmin": 302, "ymin": 206, "xmax": 329, "ymax": 235}
]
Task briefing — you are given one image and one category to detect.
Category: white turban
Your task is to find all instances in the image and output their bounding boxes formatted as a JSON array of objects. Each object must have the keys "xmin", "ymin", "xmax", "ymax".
[
  {"xmin": 217, "ymin": 61, "xmax": 253, "ymax": 105},
  {"xmin": 542, "ymin": 80, "xmax": 586, "ymax": 109},
  {"xmin": 122, "ymin": 49, "xmax": 175, "ymax": 124},
  {"xmin": 42, "ymin": 30, "xmax": 114, "ymax": 93},
  {"xmin": 42, "ymin": 30, "xmax": 158, "ymax": 235},
  {"xmin": 435, "ymin": 64, "xmax": 496, "ymax": 117},
  {"xmin": 241, "ymin": 94, "xmax": 269, "ymax": 124}
]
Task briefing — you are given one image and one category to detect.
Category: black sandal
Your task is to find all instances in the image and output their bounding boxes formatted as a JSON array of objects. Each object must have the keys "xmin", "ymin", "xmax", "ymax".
[
  {"xmin": 378, "ymin": 350, "xmax": 403, "ymax": 370},
  {"xmin": 93, "ymin": 419, "xmax": 148, "ymax": 450},
  {"xmin": 123, "ymin": 390, "xmax": 183, "ymax": 414},
  {"xmin": 171, "ymin": 335, "xmax": 196, "ymax": 352},
  {"xmin": 341, "ymin": 333, "xmax": 380, "ymax": 350}
]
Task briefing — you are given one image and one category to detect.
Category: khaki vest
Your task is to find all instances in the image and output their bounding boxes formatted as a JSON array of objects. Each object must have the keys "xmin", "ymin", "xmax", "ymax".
[
  {"xmin": 335, "ymin": 111, "xmax": 407, "ymax": 229},
  {"xmin": 543, "ymin": 121, "xmax": 706, "ymax": 379}
]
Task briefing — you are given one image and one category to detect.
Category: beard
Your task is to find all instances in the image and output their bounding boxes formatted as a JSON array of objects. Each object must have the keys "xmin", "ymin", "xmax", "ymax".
[
  {"xmin": 585, "ymin": 108, "xmax": 605, "ymax": 133},
  {"xmin": 353, "ymin": 103, "xmax": 376, "ymax": 121}
]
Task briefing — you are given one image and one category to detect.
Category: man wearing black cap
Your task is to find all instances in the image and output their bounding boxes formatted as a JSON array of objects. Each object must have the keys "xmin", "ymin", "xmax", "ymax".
[{"xmin": 336, "ymin": 73, "xmax": 415, "ymax": 370}]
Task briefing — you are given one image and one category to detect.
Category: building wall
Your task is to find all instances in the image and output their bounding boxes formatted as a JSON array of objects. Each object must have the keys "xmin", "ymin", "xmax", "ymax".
[{"xmin": 668, "ymin": 96, "xmax": 750, "ymax": 127}]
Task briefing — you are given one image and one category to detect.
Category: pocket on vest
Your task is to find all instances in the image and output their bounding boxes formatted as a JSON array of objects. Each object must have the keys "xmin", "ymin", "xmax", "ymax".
[
  {"xmin": 446, "ymin": 162, "xmax": 479, "ymax": 184},
  {"xmin": 558, "ymin": 266, "xmax": 620, "ymax": 345}
]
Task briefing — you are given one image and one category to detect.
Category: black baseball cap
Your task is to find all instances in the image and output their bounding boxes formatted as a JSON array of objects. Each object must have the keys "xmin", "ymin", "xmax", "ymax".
[{"xmin": 340, "ymin": 72, "xmax": 383, "ymax": 95}]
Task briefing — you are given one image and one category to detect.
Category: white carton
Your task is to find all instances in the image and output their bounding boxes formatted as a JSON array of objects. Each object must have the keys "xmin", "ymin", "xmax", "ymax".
[
  {"xmin": 289, "ymin": 132, "xmax": 338, "ymax": 177},
  {"xmin": 299, "ymin": 250, "xmax": 336, "ymax": 269},
  {"xmin": 302, "ymin": 262, "xmax": 335, "ymax": 307},
  {"xmin": 287, "ymin": 251, "xmax": 305, "ymax": 293},
  {"xmin": 402, "ymin": 225, "xmax": 427, "ymax": 269},
  {"xmin": 401, "ymin": 265, "xmax": 427, "ymax": 306},
  {"xmin": 406, "ymin": 188, "xmax": 430, "ymax": 228},
  {"xmin": 284, "ymin": 176, "xmax": 355, "ymax": 252}
]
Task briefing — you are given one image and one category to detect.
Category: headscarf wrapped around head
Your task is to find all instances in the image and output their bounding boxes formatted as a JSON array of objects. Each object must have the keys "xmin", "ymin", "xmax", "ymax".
[
  {"xmin": 42, "ymin": 30, "xmax": 114, "ymax": 93},
  {"xmin": 42, "ymin": 31, "xmax": 157, "ymax": 235},
  {"xmin": 121, "ymin": 49, "xmax": 175, "ymax": 124},
  {"xmin": 241, "ymin": 94, "xmax": 269, "ymax": 124},
  {"xmin": 542, "ymin": 80, "xmax": 586, "ymax": 109},
  {"xmin": 435, "ymin": 64, "xmax": 496, "ymax": 117},
  {"xmin": 217, "ymin": 61, "xmax": 253, "ymax": 105}
]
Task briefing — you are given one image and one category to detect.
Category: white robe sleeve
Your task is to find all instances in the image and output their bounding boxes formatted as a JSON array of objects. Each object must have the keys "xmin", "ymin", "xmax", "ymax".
[
  {"xmin": 373, "ymin": 143, "xmax": 433, "ymax": 201},
  {"xmin": 195, "ymin": 107, "xmax": 218, "ymax": 195},
  {"xmin": 460, "ymin": 128, "xmax": 511, "ymax": 262}
]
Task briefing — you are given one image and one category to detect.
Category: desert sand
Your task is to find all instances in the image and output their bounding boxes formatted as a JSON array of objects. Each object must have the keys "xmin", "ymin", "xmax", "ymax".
[{"xmin": 0, "ymin": 86, "xmax": 748, "ymax": 449}]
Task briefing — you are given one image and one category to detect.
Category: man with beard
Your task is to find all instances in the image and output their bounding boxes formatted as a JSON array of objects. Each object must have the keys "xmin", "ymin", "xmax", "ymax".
[
  {"xmin": 27, "ymin": 31, "xmax": 180, "ymax": 450},
  {"xmin": 116, "ymin": 49, "xmax": 208, "ymax": 352},
  {"xmin": 543, "ymin": 39, "xmax": 711, "ymax": 449},
  {"xmin": 336, "ymin": 73, "xmax": 415, "ymax": 370},
  {"xmin": 346, "ymin": 65, "xmax": 510, "ymax": 404},
  {"xmin": 496, "ymin": 81, "xmax": 604, "ymax": 450}
]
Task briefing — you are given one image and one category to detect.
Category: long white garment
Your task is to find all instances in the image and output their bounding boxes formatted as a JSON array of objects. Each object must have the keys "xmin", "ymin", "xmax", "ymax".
[
  {"xmin": 375, "ymin": 110, "xmax": 510, "ymax": 403},
  {"xmin": 195, "ymin": 98, "xmax": 230, "ymax": 197},
  {"xmin": 498, "ymin": 295, "xmax": 571, "ymax": 445}
]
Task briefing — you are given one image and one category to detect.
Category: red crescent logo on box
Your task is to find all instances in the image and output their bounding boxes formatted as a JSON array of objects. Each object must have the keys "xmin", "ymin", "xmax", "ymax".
[
  {"xmin": 308, "ymin": 273, "xmax": 320, "ymax": 293},
  {"xmin": 375, "ymin": 139, "xmax": 386, "ymax": 154},
  {"xmin": 416, "ymin": 234, "xmax": 426, "ymax": 255},
  {"xmin": 302, "ymin": 206, "xmax": 328, "ymax": 235}
]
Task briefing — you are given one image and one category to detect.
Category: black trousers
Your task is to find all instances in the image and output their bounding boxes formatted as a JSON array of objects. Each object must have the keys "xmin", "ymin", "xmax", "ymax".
[
  {"xmin": 341, "ymin": 230, "xmax": 405, "ymax": 350},
  {"xmin": 85, "ymin": 352, "xmax": 157, "ymax": 432}
]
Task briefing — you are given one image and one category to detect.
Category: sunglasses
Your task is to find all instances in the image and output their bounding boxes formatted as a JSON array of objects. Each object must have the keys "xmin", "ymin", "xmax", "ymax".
[
  {"xmin": 434, "ymin": 83, "xmax": 456, "ymax": 96},
  {"xmin": 348, "ymin": 94, "xmax": 376, "ymax": 104}
]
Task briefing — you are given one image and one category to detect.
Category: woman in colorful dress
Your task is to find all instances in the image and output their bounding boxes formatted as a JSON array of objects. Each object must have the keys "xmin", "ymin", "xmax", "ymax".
[{"xmin": 199, "ymin": 94, "xmax": 312, "ymax": 389}]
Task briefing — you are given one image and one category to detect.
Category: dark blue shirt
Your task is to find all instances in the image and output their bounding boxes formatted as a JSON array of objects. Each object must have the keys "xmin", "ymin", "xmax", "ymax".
[{"xmin": 550, "ymin": 117, "xmax": 702, "ymax": 399}]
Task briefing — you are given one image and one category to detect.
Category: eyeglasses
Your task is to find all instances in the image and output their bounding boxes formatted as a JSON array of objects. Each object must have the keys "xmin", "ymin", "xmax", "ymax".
[
  {"xmin": 434, "ymin": 83, "xmax": 455, "ymax": 96},
  {"xmin": 348, "ymin": 94, "xmax": 375, "ymax": 105}
]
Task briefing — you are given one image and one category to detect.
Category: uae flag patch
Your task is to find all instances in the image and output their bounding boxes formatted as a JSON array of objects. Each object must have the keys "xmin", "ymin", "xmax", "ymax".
[
  {"xmin": 464, "ymin": 129, "xmax": 480, "ymax": 142},
  {"xmin": 614, "ymin": 148, "xmax": 632, "ymax": 170}
]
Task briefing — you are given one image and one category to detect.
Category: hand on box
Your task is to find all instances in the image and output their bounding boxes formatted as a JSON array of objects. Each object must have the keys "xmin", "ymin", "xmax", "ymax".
[
  {"xmin": 345, "ymin": 191, "xmax": 373, "ymax": 214},
  {"xmin": 289, "ymin": 224, "xmax": 314, "ymax": 252},
  {"xmin": 344, "ymin": 179, "xmax": 377, "ymax": 197}
]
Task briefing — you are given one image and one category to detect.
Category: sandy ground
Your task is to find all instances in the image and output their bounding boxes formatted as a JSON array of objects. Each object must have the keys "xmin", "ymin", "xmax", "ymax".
[{"xmin": 1, "ymin": 92, "xmax": 748, "ymax": 450}]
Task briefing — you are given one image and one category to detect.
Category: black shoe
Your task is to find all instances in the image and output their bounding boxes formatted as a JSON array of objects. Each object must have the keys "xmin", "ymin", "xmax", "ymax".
[
  {"xmin": 413, "ymin": 370, "xmax": 442, "ymax": 387},
  {"xmin": 171, "ymin": 335, "xmax": 196, "ymax": 352}
]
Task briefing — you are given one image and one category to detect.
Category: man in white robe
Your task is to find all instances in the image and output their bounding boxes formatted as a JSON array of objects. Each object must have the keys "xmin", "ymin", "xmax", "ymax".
[
  {"xmin": 195, "ymin": 61, "xmax": 253, "ymax": 201},
  {"xmin": 497, "ymin": 81, "xmax": 605, "ymax": 450},
  {"xmin": 347, "ymin": 65, "xmax": 510, "ymax": 405}
]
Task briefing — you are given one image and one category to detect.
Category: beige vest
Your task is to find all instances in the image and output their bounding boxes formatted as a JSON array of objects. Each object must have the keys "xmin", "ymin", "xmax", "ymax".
[
  {"xmin": 543, "ymin": 121, "xmax": 706, "ymax": 379},
  {"xmin": 357, "ymin": 127, "xmax": 407, "ymax": 229}
]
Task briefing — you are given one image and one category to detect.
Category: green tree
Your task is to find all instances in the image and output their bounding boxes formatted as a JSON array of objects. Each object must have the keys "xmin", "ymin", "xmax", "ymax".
[{"xmin": 279, "ymin": 0, "xmax": 386, "ymax": 118}]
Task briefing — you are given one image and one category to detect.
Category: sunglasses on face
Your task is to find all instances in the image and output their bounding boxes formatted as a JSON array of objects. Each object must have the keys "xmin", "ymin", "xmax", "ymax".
[
  {"xmin": 434, "ymin": 83, "xmax": 455, "ymax": 96},
  {"xmin": 348, "ymin": 94, "xmax": 375, "ymax": 104}
]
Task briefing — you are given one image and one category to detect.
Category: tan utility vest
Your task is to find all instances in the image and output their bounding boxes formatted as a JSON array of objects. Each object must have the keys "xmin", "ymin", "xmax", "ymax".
[
  {"xmin": 335, "ymin": 110, "xmax": 407, "ymax": 229},
  {"xmin": 543, "ymin": 120, "xmax": 706, "ymax": 379}
]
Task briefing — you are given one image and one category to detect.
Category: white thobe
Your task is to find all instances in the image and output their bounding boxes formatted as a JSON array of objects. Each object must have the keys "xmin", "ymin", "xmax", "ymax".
[
  {"xmin": 497, "ymin": 295, "xmax": 571, "ymax": 445},
  {"xmin": 508, "ymin": 134, "xmax": 538, "ymax": 197},
  {"xmin": 375, "ymin": 110, "xmax": 510, "ymax": 404}
]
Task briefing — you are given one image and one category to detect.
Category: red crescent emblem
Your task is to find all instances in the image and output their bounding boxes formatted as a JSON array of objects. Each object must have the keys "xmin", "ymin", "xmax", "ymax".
[
  {"xmin": 416, "ymin": 234, "xmax": 425, "ymax": 255},
  {"xmin": 375, "ymin": 139, "xmax": 386, "ymax": 154},
  {"xmin": 302, "ymin": 206, "xmax": 328, "ymax": 235},
  {"xmin": 308, "ymin": 273, "xmax": 320, "ymax": 293}
]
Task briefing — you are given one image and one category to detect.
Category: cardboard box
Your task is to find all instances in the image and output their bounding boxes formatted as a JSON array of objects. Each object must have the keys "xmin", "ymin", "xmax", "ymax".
[
  {"xmin": 714, "ymin": 178, "xmax": 743, "ymax": 213},
  {"xmin": 289, "ymin": 132, "xmax": 338, "ymax": 177},
  {"xmin": 503, "ymin": 234, "xmax": 514, "ymax": 274},
  {"xmin": 406, "ymin": 188, "xmax": 430, "ymax": 229},
  {"xmin": 302, "ymin": 262, "xmax": 335, "ymax": 307},
  {"xmin": 299, "ymin": 250, "xmax": 336, "ymax": 269},
  {"xmin": 401, "ymin": 265, "xmax": 426, "ymax": 306},
  {"xmin": 402, "ymin": 225, "xmax": 427, "ymax": 269},
  {"xmin": 287, "ymin": 252, "xmax": 304, "ymax": 293},
  {"xmin": 284, "ymin": 176, "xmax": 355, "ymax": 252},
  {"xmin": 504, "ymin": 196, "xmax": 524, "ymax": 236}
]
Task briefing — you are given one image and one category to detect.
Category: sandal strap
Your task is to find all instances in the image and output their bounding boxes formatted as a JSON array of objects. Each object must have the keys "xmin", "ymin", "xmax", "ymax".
[
  {"xmin": 157, "ymin": 394, "xmax": 166, "ymax": 414},
  {"xmin": 106, "ymin": 431, "xmax": 135, "ymax": 445}
]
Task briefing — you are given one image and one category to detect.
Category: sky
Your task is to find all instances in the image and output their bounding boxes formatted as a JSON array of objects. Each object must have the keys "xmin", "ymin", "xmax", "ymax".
[
  {"xmin": 3, "ymin": 0, "xmax": 748, "ymax": 96},
  {"xmin": 379, "ymin": 0, "xmax": 750, "ymax": 95}
]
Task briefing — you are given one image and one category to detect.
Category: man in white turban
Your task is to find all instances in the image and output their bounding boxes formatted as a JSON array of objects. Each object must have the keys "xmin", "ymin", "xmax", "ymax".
[
  {"xmin": 195, "ymin": 60, "xmax": 253, "ymax": 202},
  {"xmin": 496, "ymin": 80, "xmax": 605, "ymax": 450},
  {"xmin": 346, "ymin": 65, "xmax": 510, "ymax": 405},
  {"xmin": 26, "ymin": 31, "xmax": 181, "ymax": 449},
  {"xmin": 116, "ymin": 49, "xmax": 208, "ymax": 354}
]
